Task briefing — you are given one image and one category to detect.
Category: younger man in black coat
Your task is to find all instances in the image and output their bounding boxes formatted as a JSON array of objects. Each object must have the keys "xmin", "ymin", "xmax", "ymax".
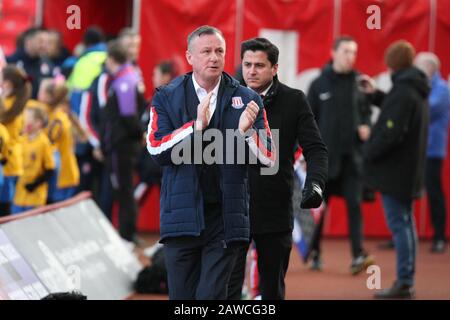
[{"xmin": 229, "ymin": 38, "xmax": 328, "ymax": 300}]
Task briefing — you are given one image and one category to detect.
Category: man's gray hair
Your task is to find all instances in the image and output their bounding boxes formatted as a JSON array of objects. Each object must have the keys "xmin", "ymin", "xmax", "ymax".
[
  {"xmin": 415, "ymin": 51, "xmax": 441, "ymax": 73},
  {"xmin": 187, "ymin": 25, "xmax": 224, "ymax": 52}
]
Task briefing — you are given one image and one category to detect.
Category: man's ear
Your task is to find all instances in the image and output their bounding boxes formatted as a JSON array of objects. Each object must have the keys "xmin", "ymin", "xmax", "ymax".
[
  {"xmin": 272, "ymin": 63, "xmax": 279, "ymax": 77},
  {"xmin": 186, "ymin": 50, "xmax": 193, "ymax": 66}
]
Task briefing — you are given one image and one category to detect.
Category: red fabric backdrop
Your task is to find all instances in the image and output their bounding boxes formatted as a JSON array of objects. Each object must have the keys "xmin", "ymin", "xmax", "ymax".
[{"xmin": 42, "ymin": 0, "xmax": 132, "ymax": 50}]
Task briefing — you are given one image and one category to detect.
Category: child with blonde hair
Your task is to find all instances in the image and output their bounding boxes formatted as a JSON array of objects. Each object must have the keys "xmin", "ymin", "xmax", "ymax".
[
  {"xmin": 0, "ymin": 65, "xmax": 31, "ymax": 214},
  {"xmin": 12, "ymin": 107, "xmax": 55, "ymax": 213},
  {"xmin": 38, "ymin": 76, "xmax": 80, "ymax": 202}
]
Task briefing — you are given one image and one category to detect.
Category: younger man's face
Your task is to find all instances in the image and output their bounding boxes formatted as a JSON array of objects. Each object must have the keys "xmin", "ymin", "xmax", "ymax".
[{"xmin": 242, "ymin": 50, "xmax": 278, "ymax": 94}]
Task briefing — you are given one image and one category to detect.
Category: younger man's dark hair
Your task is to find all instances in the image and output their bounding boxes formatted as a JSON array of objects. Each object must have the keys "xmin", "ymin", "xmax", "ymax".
[{"xmin": 240, "ymin": 37, "xmax": 279, "ymax": 66}]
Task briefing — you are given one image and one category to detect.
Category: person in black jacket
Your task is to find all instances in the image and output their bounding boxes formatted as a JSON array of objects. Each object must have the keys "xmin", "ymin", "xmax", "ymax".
[
  {"xmin": 361, "ymin": 41, "xmax": 429, "ymax": 299},
  {"xmin": 7, "ymin": 28, "xmax": 54, "ymax": 98},
  {"xmin": 229, "ymin": 38, "xmax": 328, "ymax": 300},
  {"xmin": 101, "ymin": 40, "xmax": 146, "ymax": 243},
  {"xmin": 307, "ymin": 36, "xmax": 374, "ymax": 274}
]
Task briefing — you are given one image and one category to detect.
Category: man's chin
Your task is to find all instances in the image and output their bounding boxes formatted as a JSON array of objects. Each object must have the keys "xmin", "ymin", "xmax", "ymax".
[{"xmin": 205, "ymin": 70, "xmax": 223, "ymax": 79}]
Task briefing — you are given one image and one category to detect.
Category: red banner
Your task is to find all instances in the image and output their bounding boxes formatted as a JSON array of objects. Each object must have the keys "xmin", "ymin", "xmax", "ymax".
[
  {"xmin": 43, "ymin": 0, "xmax": 132, "ymax": 51},
  {"xmin": 138, "ymin": 0, "xmax": 237, "ymax": 95}
]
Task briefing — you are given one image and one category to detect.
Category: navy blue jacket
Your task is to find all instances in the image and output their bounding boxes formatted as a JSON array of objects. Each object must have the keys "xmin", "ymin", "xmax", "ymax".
[{"xmin": 146, "ymin": 72, "xmax": 275, "ymax": 244}]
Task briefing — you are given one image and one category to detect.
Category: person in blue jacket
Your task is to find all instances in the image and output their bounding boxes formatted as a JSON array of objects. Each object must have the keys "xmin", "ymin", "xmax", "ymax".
[
  {"xmin": 415, "ymin": 52, "xmax": 450, "ymax": 253},
  {"xmin": 146, "ymin": 25, "xmax": 276, "ymax": 300}
]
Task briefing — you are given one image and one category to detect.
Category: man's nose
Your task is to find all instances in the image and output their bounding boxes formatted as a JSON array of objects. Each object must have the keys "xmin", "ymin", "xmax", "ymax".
[{"xmin": 210, "ymin": 52, "xmax": 219, "ymax": 62}]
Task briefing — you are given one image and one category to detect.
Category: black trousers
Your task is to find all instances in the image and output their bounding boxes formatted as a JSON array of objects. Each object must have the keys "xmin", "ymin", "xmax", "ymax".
[
  {"xmin": 164, "ymin": 203, "xmax": 244, "ymax": 300},
  {"xmin": 426, "ymin": 158, "xmax": 447, "ymax": 242},
  {"xmin": 310, "ymin": 155, "xmax": 365, "ymax": 258},
  {"xmin": 228, "ymin": 231, "xmax": 292, "ymax": 300},
  {"xmin": 107, "ymin": 148, "xmax": 139, "ymax": 241}
]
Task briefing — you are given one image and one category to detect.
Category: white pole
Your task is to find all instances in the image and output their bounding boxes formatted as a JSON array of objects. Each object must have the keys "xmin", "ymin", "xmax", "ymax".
[
  {"xmin": 35, "ymin": 0, "xmax": 44, "ymax": 27},
  {"xmin": 132, "ymin": 0, "xmax": 141, "ymax": 31}
]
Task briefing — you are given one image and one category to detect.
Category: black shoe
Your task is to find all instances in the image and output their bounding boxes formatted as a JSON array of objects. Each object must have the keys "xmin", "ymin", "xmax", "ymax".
[
  {"xmin": 350, "ymin": 253, "xmax": 375, "ymax": 275},
  {"xmin": 377, "ymin": 240, "xmax": 395, "ymax": 250},
  {"xmin": 309, "ymin": 250, "xmax": 323, "ymax": 271},
  {"xmin": 431, "ymin": 240, "xmax": 446, "ymax": 253},
  {"xmin": 374, "ymin": 281, "xmax": 415, "ymax": 299}
]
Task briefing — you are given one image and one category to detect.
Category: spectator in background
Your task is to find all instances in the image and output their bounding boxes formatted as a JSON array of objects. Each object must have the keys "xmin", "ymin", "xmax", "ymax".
[
  {"xmin": 152, "ymin": 61, "xmax": 177, "ymax": 90},
  {"xmin": 307, "ymin": 36, "xmax": 374, "ymax": 274},
  {"xmin": 44, "ymin": 30, "xmax": 71, "ymax": 72},
  {"xmin": 39, "ymin": 77, "xmax": 80, "ymax": 202},
  {"xmin": 362, "ymin": 41, "xmax": 429, "ymax": 299},
  {"xmin": 0, "ymin": 121, "xmax": 10, "ymax": 204},
  {"xmin": 414, "ymin": 52, "xmax": 450, "ymax": 253},
  {"xmin": 135, "ymin": 60, "xmax": 178, "ymax": 204},
  {"xmin": 101, "ymin": 40, "xmax": 146, "ymax": 246},
  {"xmin": 67, "ymin": 26, "xmax": 107, "ymax": 93},
  {"xmin": 12, "ymin": 106, "xmax": 55, "ymax": 214},
  {"xmin": 118, "ymin": 28, "xmax": 142, "ymax": 66},
  {"xmin": 88, "ymin": 28, "xmax": 145, "ymax": 223},
  {"xmin": 0, "ymin": 65, "xmax": 31, "ymax": 215},
  {"xmin": 67, "ymin": 27, "xmax": 107, "ymax": 201},
  {"xmin": 6, "ymin": 28, "xmax": 54, "ymax": 98}
]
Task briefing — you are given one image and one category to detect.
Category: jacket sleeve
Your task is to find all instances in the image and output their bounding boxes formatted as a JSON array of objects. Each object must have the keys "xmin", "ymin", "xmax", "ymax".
[
  {"xmin": 367, "ymin": 89, "xmax": 387, "ymax": 108},
  {"xmin": 429, "ymin": 83, "xmax": 450, "ymax": 122},
  {"xmin": 146, "ymin": 91, "xmax": 195, "ymax": 166},
  {"xmin": 245, "ymin": 94, "xmax": 277, "ymax": 168},
  {"xmin": 79, "ymin": 90, "xmax": 101, "ymax": 149},
  {"xmin": 306, "ymin": 80, "xmax": 320, "ymax": 119},
  {"xmin": 364, "ymin": 93, "xmax": 414, "ymax": 162},
  {"xmin": 296, "ymin": 91, "xmax": 328, "ymax": 190}
]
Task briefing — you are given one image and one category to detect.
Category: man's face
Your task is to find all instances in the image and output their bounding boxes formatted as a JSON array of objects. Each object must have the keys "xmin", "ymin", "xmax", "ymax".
[
  {"xmin": 332, "ymin": 41, "xmax": 357, "ymax": 73},
  {"xmin": 45, "ymin": 32, "xmax": 60, "ymax": 58},
  {"xmin": 121, "ymin": 35, "xmax": 141, "ymax": 62},
  {"xmin": 152, "ymin": 66, "xmax": 171, "ymax": 88},
  {"xmin": 105, "ymin": 56, "xmax": 119, "ymax": 74},
  {"xmin": 186, "ymin": 33, "xmax": 225, "ymax": 84},
  {"xmin": 242, "ymin": 50, "xmax": 278, "ymax": 93}
]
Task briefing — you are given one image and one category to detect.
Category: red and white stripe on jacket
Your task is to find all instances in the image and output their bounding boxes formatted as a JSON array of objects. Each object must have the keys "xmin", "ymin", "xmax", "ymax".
[
  {"xmin": 246, "ymin": 109, "xmax": 276, "ymax": 167},
  {"xmin": 79, "ymin": 91, "xmax": 100, "ymax": 149},
  {"xmin": 146, "ymin": 106, "xmax": 194, "ymax": 156}
]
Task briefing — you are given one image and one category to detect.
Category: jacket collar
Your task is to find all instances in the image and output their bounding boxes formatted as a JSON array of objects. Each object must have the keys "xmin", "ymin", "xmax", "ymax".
[{"xmin": 261, "ymin": 75, "xmax": 280, "ymax": 107}]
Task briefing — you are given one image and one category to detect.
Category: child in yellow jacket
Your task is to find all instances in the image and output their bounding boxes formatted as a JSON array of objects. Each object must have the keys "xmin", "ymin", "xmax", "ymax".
[
  {"xmin": 39, "ymin": 77, "xmax": 80, "ymax": 202},
  {"xmin": 0, "ymin": 65, "xmax": 30, "ymax": 214},
  {"xmin": 12, "ymin": 107, "xmax": 55, "ymax": 214}
]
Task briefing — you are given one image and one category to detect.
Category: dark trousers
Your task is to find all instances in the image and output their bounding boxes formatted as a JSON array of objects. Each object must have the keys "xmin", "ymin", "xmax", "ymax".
[
  {"xmin": 76, "ymin": 151, "xmax": 102, "ymax": 200},
  {"xmin": 228, "ymin": 231, "xmax": 292, "ymax": 300},
  {"xmin": 426, "ymin": 158, "xmax": 447, "ymax": 242},
  {"xmin": 164, "ymin": 203, "xmax": 244, "ymax": 300},
  {"xmin": 310, "ymin": 155, "xmax": 364, "ymax": 258},
  {"xmin": 107, "ymin": 149, "xmax": 139, "ymax": 241},
  {"xmin": 100, "ymin": 166, "xmax": 114, "ymax": 221}
]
